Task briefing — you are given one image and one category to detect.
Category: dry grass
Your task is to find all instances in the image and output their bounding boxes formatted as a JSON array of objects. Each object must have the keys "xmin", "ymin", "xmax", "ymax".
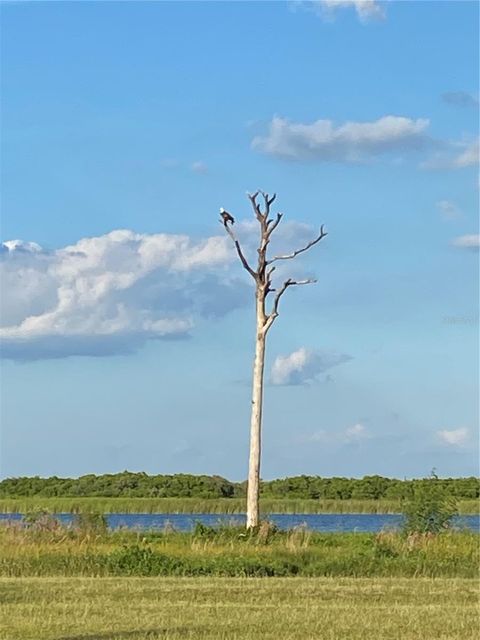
[{"xmin": 0, "ymin": 576, "xmax": 478, "ymax": 639}]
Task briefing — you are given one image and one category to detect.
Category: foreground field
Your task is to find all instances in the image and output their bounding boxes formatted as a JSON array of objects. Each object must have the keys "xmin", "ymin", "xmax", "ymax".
[
  {"xmin": 1, "ymin": 576, "xmax": 478, "ymax": 640},
  {"xmin": 0, "ymin": 496, "xmax": 478, "ymax": 514}
]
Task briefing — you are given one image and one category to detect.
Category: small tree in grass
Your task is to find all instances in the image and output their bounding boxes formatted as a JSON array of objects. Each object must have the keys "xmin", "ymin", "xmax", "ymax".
[
  {"xmin": 402, "ymin": 470, "xmax": 457, "ymax": 535},
  {"xmin": 220, "ymin": 191, "xmax": 327, "ymax": 529}
]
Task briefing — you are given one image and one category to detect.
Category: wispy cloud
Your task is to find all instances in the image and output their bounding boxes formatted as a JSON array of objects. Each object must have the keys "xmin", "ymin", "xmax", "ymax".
[
  {"xmin": 451, "ymin": 234, "xmax": 480, "ymax": 251},
  {"xmin": 191, "ymin": 161, "xmax": 208, "ymax": 175},
  {"xmin": 422, "ymin": 139, "xmax": 479, "ymax": 170},
  {"xmin": 343, "ymin": 423, "xmax": 370, "ymax": 443},
  {"xmin": 437, "ymin": 427, "xmax": 469, "ymax": 446},
  {"xmin": 436, "ymin": 200, "xmax": 462, "ymax": 221},
  {"xmin": 271, "ymin": 346, "xmax": 352, "ymax": 385},
  {"xmin": 294, "ymin": 0, "xmax": 386, "ymax": 23},
  {"xmin": 304, "ymin": 422, "xmax": 371, "ymax": 444},
  {"xmin": 442, "ymin": 91, "xmax": 479, "ymax": 109},
  {"xmin": 252, "ymin": 115, "xmax": 431, "ymax": 163}
]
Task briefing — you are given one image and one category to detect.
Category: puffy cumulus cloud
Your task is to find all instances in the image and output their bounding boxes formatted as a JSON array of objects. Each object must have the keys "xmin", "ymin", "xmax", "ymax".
[
  {"xmin": 1, "ymin": 219, "xmax": 322, "ymax": 361},
  {"xmin": 437, "ymin": 428, "xmax": 469, "ymax": 446},
  {"xmin": 451, "ymin": 234, "xmax": 480, "ymax": 250},
  {"xmin": 0, "ymin": 229, "xmax": 250, "ymax": 360},
  {"xmin": 295, "ymin": 0, "xmax": 385, "ymax": 23},
  {"xmin": 441, "ymin": 92, "xmax": 479, "ymax": 109},
  {"xmin": 270, "ymin": 347, "xmax": 351, "ymax": 385},
  {"xmin": 252, "ymin": 115, "xmax": 430, "ymax": 163}
]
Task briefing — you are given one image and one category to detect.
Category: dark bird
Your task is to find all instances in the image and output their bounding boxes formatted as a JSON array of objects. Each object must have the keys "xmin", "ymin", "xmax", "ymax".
[{"xmin": 220, "ymin": 207, "xmax": 235, "ymax": 225}]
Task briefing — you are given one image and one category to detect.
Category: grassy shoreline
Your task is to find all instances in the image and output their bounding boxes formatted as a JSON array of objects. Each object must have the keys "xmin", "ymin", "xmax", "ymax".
[
  {"xmin": 0, "ymin": 496, "xmax": 478, "ymax": 515},
  {"xmin": 1, "ymin": 519, "xmax": 478, "ymax": 578}
]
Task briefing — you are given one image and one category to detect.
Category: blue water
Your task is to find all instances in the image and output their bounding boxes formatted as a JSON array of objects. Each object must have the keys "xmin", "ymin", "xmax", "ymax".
[{"xmin": 1, "ymin": 512, "xmax": 478, "ymax": 532}]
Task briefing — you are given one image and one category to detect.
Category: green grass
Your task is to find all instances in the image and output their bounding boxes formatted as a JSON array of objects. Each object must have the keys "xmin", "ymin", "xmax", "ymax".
[
  {"xmin": 1, "ymin": 576, "xmax": 478, "ymax": 639},
  {"xmin": 1, "ymin": 521, "xmax": 478, "ymax": 578},
  {"xmin": 0, "ymin": 496, "xmax": 478, "ymax": 514}
]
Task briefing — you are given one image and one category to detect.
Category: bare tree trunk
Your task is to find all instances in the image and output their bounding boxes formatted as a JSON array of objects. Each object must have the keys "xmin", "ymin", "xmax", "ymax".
[
  {"xmin": 246, "ymin": 293, "xmax": 266, "ymax": 529},
  {"xmin": 221, "ymin": 191, "xmax": 327, "ymax": 530}
]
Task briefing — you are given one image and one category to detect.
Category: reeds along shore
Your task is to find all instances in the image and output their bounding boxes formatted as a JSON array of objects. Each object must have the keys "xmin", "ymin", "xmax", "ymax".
[
  {"xmin": 0, "ymin": 497, "xmax": 478, "ymax": 514},
  {"xmin": 0, "ymin": 519, "xmax": 478, "ymax": 578}
]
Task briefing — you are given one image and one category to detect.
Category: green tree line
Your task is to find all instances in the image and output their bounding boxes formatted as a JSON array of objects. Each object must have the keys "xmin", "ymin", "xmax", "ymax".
[{"xmin": 0, "ymin": 472, "xmax": 478, "ymax": 501}]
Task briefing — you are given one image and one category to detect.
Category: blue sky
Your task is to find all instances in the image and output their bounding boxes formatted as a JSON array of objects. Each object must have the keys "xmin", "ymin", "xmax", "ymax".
[{"xmin": 1, "ymin": 0, "xmax": 478, "ymax": 480}]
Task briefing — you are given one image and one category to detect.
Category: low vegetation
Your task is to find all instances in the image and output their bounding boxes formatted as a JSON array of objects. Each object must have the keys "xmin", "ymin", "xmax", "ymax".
[
  {"xmin": 1, "ymin": 576, "xmax": 479, "ymax": 640},
  {"xmin": 0, "ymin": 514, "xmax": 478, "ymax": 579},
  {"xmin": 1, "ymin": 488, "xmax": 477, "ymax": 639}
]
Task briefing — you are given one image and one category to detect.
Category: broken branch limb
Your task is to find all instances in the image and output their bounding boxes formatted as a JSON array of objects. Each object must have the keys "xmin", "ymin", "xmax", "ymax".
[
  {"xmin": 268, "ymin": 225, "xmax": 327, "ymax": 264},
  {"xmin": 263, "ymin": 278, "xmax": 316, "ymax": 332},
  {"xmin": 223, "ymin": 222, "xmax": 257, "ymax": 280}
]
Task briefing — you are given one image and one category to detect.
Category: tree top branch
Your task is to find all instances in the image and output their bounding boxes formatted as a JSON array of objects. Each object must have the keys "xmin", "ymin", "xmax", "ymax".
[{"xmin": 268, "ymin": 225, "xmax": 327, "ymax": 264}]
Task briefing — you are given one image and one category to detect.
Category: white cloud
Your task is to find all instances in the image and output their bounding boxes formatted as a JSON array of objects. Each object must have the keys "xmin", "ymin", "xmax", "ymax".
[
  {"xmin": 422, "ymin": 139, "xmax": 479, "ymax": 170},
  {"xmin": 0, "ymin": 229, "xmax": 249, "ymax": 360},
  {"xmin": 0, "ymin": 217, "xmax": 322, "ymax": 360},
  {"xmin": 436, "ymin": 200, "xmax": 462, "ymax": 221},
  {"xmin": 302, "ymin": 422, "xmax": 371, "ymax": 445},
  {"xmin": 344, "ymin": 422, "xmax": 370, "ymax": 442},
  {"xmin": 451, "ymin": 234, "xmax": 480, "ymax": 250},
  {"xmin": 296, "ymin": 0, "xmax": 385, "ymax": 23},
  {"xmin": 453, "ymin": 140, "xmax": 479, "ymax": 168},
  {"xmin": 252, "ymin": 115, "xmax": 430, "ymax": 163},
  {"xmin": 271, "ymin": 346, "xmax": 351, "ymax": 385},
  {"xmin": 437, "ymin": 428, "xmax": 469, "ymax": 446}
]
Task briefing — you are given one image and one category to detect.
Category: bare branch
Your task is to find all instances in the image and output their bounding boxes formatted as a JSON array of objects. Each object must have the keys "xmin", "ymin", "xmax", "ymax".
[
  {"xmin": 263, "ymin": 278, "xmax": 316, "ymax": 332},
  {"xmin": 247, "ymin": 191, "xmax": 263, "ymax": 222},
  {"xmin": 268, "ymin": 225, "xmax": 328, "ymax": 264},
  {"xmin": 260, "ymin": 191, "xmax": 276, "ymax": 218},
  {"xmin": 266, "ymin": 265, "xmax": 276, "ymax": 278},
  {"xmin": 264, "ymin": 265, "xmax": 276, "ymax": 296},
  {"xmin": 223, "ymin": 221, "xmax": 257, "ymax": 280},
  {"xmin": 266, "ymin": 212, "xmax": 283, "ymax": 235}
]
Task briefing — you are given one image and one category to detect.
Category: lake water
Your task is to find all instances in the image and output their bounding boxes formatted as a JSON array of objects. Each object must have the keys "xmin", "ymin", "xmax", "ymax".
[{"xmin": 1, "ymin": 512, "xmax": 479, "ymax": 532}]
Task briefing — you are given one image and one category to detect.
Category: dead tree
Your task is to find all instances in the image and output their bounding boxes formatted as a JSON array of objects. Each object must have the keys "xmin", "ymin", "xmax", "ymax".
[{"xmin": 221, "ymin": 191, "xmax": 327, "ymax": 529}]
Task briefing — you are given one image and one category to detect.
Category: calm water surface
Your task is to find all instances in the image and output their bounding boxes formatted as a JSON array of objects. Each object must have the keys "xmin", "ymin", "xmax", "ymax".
[{"xmin": 1, "ymin": 512, "xmax": 478, "ymax": 532}]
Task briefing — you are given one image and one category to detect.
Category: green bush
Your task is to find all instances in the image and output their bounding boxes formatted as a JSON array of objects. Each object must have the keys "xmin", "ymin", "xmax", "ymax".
[
  {"xmin": 402, "ymin": 474, "xmax": 458, "ymax": 534},
  {"xmin": 73, "ymin": 512, "xmax": 107, "ymax": 534}
]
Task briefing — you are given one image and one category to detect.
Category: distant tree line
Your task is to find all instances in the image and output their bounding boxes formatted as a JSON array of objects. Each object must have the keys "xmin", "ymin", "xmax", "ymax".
[{"xmin": 0, "ymin": 472, "xmax": 478, "ymax": 500}]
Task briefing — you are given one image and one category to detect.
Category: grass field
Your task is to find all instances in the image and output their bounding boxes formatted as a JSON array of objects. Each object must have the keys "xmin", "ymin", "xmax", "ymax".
[
  {"xmin": 0, "ymin": 496, "xmax": 478, "ymax": 515},
  {"xmin": 1, "ymin": 576, "xmax": 478, "ymax": 640}
]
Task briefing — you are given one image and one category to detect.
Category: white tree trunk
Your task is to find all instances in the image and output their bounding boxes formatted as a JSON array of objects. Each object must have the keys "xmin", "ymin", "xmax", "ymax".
[
  {"xmin": 246, "ymin": 295, "xmax": 266, "ymax": 529},
  {"xmin": 222, "ymin": 191, "xmax": 327, "ymax": 531}
]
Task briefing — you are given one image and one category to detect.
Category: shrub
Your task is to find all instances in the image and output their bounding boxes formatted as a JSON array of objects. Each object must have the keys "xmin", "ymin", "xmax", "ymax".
[
  {"xmin": 402, "ymin": 473, "xmax": 457, "ymax": 535},
  {"xmin": 23, "ymin": 510, "xmax": 62, "ymax": 533},
  {"xmin": 73, "ymin": 512, "xmax": 108, "ymax": 535}
]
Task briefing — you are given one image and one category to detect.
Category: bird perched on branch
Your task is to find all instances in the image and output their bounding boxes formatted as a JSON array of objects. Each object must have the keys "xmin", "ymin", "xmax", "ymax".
[{"xmin": 220, "ymin": 207, "xmax": 235, "ymax": 226}]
